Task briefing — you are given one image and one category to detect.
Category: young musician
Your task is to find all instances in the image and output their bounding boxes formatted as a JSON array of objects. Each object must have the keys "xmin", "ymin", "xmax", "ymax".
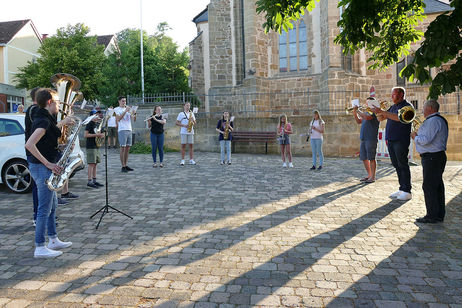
[
  {"xmin": 176, "ymin": 102, "xmax": 196, "ymax": 165},
  {"xmin": 310, "ymin": 110, "xmax": 325, "ymax": 170},
  {"xmin": 216, "ymin": 111, "xmax": 234, "ymax": 165},
  {"xmin": 114, "ymin": 96, "xmax": 136, "ymax": 172},
  {"xmin": 277, "ymin": 114, "xmax": 293, "ymax": 168},
  {"xmin": 25, "ymin": 88, "xmax": 74, "ymax": 258},
  {"xmin": 107, "ymin": 110, "xmax": 118, "ymax": 148},
  {"xmin": 352, "ymin": 98, "xmax": 379, "ymax": 183},
  {"xmin": 147, "ymin": 105, "xmax": 166, "ymax": 167},
  {"xmin": 84, "ymin": 110, "xmax": 105, "ymax": 188}
]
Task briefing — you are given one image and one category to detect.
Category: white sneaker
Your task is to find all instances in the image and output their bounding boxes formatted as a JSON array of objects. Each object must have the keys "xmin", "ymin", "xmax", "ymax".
[
  {"xmin": 282, "ymin": 162, "xmax": 287, "ymax": 168},
  {"xmin": 397, "ymin": 191, "xmax": 412, "ymax": 201},
  {"xmin": 189, "ymin": 159, "xmax": 196, "ymax": 165},
  {"xmin": 288, "ymin": 162, "xmax": 294, "ymax": 168},
  {"xmin": 180, "ymin": 160, "xmax": 185, "ymax": 166},
  {"xmin": 389, "ymin": 190, "xmax": 402, "ymax": 198},
  {"xmin": 34, "ymin": 246, "xmax": 63, "ymax": 258},
  {"xmin": 47, "ymin": 238, "xmax": 72, "ymax": 250}
]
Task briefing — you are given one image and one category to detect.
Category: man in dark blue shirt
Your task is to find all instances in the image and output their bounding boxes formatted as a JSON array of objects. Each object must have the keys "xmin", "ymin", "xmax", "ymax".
[{"xmin": 373, "ymin": 87, "xmax": 413, "ymax": 201}]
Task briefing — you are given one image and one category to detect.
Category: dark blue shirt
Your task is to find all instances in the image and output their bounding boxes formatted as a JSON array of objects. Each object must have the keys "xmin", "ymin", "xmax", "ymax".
[
  {"xmin": 217, "ymin": 119, "xmax": 233, "ymax": 141},
  {"xmin": 385, "ymin": 100, "xmax": 412, "ymax": 143},
  {"xmin": 360, "ymin": 113, "xmax": 379, "ymax": 141}
]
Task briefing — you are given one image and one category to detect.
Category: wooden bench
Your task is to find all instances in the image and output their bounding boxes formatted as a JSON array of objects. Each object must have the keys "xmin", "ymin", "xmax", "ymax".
[{"xmin": 231, "ymin": 131, "xmax": 277, "ymax": 154}]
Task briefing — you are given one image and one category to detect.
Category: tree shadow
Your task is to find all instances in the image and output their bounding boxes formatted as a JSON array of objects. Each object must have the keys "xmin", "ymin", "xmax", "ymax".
[
  {"xmin": 326, "ymin": 191, "xmax": 462, "ymax": 307},
  {"xmin": 167, "ymin": 199, "xmax": 407, "ymax": 306}
]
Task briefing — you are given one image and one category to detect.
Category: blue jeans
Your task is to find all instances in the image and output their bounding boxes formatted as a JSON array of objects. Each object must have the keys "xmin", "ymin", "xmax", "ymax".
[
  {"xmin": 387, "ymin": 140, "xmax": 411, "ymax": 193},
  {"xmin": 28, "ymin": 163, "xmax": 58, "ymax": 247},
  {"xmin": 150, "ymin": 132, "xmax": 164, "ymax": 163},
  {"xmin": 220, "ymin": 140, "xmax": 231, "ymax": 163},
  {"xmin": 310, "ymin": 138, "xmax": 324, "ymax": 167},
  {"xmin": 28, "ymin": 157, "xmax": 39, "ymax": 220}
]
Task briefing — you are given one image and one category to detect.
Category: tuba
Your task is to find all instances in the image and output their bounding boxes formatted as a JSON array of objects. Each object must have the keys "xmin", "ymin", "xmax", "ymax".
[
  {"xmin": 398, "ymin": 105, "xmax": 422, "ymax": 132},
  {"xmin": 50, "ymin": 73, "xmax": 82, "ymax": 145}
]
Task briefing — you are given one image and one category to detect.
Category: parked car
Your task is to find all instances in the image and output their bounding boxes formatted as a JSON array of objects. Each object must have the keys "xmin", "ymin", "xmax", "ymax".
[{"xmin": 0, "ymin": 113, "xmax": 85, "ymax": 193}]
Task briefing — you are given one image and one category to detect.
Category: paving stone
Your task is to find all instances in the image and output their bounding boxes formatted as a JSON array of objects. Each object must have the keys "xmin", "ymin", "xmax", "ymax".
[{"xmin": 0, "ymin": 153, "xmax": 460, "ymax": 306}]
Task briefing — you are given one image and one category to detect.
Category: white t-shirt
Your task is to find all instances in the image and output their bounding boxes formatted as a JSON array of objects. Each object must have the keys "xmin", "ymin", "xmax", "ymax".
[
  {"xmin": 114, "ymin": 106, "xmax": 132, "ymax": 131},
  {"xmin": 107, "ymin": 116, "xmax": 117, "ymax": 127},
  {"xmin": 310, "ymin": 119, "xmax": 324, "ymax": 140},
  {"xmin": 177, "ymin": 111, "xmax": 195, "ymax": 135}
]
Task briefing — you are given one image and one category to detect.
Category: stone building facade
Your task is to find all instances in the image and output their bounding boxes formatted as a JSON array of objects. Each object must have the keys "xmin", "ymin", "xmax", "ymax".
[{"xmin": 189, "ymin": 0, "xmax": 458, "ymax": 116}]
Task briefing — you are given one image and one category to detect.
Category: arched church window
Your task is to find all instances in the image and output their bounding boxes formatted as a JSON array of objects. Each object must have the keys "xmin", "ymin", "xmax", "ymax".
[{"xmin": 279, "ymin": 20, "xmax": 308, "ymax": 73}]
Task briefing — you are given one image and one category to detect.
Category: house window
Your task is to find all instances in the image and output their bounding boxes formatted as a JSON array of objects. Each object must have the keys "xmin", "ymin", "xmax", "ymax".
[
  {"xmin": 397, "ymin": 56, "xmax": 417, "ymax": 86},
  {"xmin": 7, "ymin": 95, "xmax": 23, "ymax": 113},
  {"xmin": 279, "ymin": 21, "xmax": 308, "ymax": 72}
]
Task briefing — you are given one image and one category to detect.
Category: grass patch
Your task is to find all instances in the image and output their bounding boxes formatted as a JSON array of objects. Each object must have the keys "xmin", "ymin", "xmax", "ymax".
[{"xmin": 129, "ymin": 142, "xmax": 179, "ymax": 154}]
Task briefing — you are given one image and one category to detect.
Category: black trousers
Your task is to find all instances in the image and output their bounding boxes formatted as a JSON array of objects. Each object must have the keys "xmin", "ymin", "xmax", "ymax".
[
  {"xmin": 421, "ymin": 151, "xmax": 447, "ymax": 220},
  {"xmin": 388, "ymin": 140, "xmax": 412, "ymax": 193}
]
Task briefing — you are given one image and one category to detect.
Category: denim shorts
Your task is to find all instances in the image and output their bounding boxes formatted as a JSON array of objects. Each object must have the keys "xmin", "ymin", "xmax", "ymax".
[
  {"xmin": 118, "ymin": 130, "xmax": 132, "ymax": 147},
  {"xmin": 360, "ymin": 140, "xmax": 378, "ymax": 161},
  {"xmin": 278, "ymin": 134, "xmax": 290, "ymax": 145}
]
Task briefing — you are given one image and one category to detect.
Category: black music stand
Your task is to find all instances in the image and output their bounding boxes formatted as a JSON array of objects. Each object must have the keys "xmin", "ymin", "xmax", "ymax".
[{"xmin": 90, "ymin": 119, "xmax": 132, "ymax": 229}]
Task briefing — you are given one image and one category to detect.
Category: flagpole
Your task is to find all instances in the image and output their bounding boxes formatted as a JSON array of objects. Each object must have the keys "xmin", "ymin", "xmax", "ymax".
[{"xmin": 140, "ymin": 0, "xmax": 145, "ymax": 104}]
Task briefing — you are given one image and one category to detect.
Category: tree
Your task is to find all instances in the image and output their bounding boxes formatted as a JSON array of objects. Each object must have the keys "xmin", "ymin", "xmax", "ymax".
[
  {"xmin": 256, "ymin": 0, "xmax": 461, "ymax": 98},
  {"xmin": 98, "ymin": 23, "xmax": 190, "ymax": 105},
  {"xmin": 15, "ymin": 24, "xmax": 107, "ymax": 100}
]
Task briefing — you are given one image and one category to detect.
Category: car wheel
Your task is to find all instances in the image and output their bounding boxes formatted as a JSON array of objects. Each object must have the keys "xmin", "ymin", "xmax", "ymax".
[{"xmin": 2, "ymin": 159, "xmax": 32, "ymax": 193}]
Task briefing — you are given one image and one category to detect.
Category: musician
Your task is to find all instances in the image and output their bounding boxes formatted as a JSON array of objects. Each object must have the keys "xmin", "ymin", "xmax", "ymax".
[
  {"xmin": 84, "ymin": 110, "xmax": 105, "ymax": 188},
  {"xmin": 411, "ymin": 100, "xmax": 448, "ymax": 223},
  {"xmin": 114, "ymin": 96, "xmax": 136, "ymax": 172},
  {"xmin": 147, "ymin": 105, "xmax": 166, "ymax": 167},
  {"xmin": 277, "ymin": 114, "xmax": 293, "ymax": 168},
  {"xmin": 352, "ymin": 98, "xmax": 379, "ymax": 183},
  {"xmin": 373, "ymin": 87, "xmax": 413, "ymax": 200},
  {"xmin": 309, "ymin": 110, "xmax": 325, "ymax": 170},
  {"xmin": 25, "ymin": 88, "xmax": 73, "ymax": 258},
  {"xmin": 175, "ymin": 102, "xmax": 196, "ymax": 165},
  {"xmin": 26, "ymin": 87, "xmax": 40, "ymax": 226},
  {"xmin": 107, "ymin": 110, "xmax": 118, "ymax": 148},
  {"xmin": 216, "ymin": 111, "xmax": 234, "ymax": 165}
]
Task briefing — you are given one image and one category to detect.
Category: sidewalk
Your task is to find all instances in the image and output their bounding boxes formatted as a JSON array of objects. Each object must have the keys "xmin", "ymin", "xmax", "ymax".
[{"xmin": 0, "ymin": 152, "xmax": 461, "ymax": 307}]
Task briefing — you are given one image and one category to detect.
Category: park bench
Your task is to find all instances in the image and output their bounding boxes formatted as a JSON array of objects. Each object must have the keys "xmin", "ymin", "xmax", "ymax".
[{"xmin": 231, "ymin": 131, "xmax": 277, "ymax": 154}]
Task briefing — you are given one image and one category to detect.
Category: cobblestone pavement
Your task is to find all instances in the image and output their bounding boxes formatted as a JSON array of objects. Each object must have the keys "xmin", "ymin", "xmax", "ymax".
[{"xmin": 1, "ymin": 151, "xmax": 461, "ymax": 308}]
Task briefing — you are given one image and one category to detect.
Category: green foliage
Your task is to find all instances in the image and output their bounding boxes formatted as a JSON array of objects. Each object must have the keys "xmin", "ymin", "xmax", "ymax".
[
  {"xmin": 15, "ymin": 24, "xmax": 106, "ymax": 100},
  {"xmin": 256, "ymin": 0, "xmax": 462, "ymax": 98},
  {"xmin": 98, "ymin": 23, "xmax": 190, "ymax": 106}
]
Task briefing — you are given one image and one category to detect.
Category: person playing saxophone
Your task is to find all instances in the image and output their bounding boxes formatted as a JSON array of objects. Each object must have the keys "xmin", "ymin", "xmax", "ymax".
[
  {"xmin": 216, "ymin": 111, "xmax": 234, "ymax": 165},
  {"xmin": 84, "ymin": 110, "xmax": 105, "ymax": 188},
  {"xmin": 176, "ymin": 102, "xmax": 196, "ymax": 165},
  {"xmin": 25, "ymin": 88, "xmax": 74, "ymax": 258}
]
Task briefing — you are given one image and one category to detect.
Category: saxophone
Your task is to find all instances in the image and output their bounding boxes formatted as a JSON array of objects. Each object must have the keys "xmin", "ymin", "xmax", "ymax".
[
  {"xmin": 46, "ymin": 115, "xmax": 97, "ymax": 191},
  {"xmin": 223, "ymin": 120, "xmax": 230, "ymax": 140},
  {"xmin": 95, "ymin": 114, "xmax": 108, "ymax": 147},
  {"xmin": 187, "ymin": 110, "xmax": 194, "ymax": 133}
]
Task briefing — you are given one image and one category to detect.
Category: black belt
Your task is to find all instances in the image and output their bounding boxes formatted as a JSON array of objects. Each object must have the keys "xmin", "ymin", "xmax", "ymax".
[{"xmin": 420, "ymin": 151, "xmax": 445, "ymax": 157}]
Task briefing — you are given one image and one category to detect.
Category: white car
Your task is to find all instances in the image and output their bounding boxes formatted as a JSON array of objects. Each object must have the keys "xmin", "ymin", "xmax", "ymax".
[
  {"xmin": 0, "ymin": 114, "xmax": 31, "ymax": 193},
  {"xmin": 0, "ymin": 113, "xmax": 85, "ymax": 193}
]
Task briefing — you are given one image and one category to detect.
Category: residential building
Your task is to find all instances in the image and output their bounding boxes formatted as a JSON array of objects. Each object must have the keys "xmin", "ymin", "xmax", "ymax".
[{"xmin": 0, "ymin": 19, "xmax": 42, "ymax": 112}]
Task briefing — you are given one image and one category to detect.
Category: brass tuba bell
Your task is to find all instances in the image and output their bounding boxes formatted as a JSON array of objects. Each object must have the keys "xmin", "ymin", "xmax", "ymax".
[{"xmin": 397, "ymin": 105, "xmax": 416, "ymax": 124}]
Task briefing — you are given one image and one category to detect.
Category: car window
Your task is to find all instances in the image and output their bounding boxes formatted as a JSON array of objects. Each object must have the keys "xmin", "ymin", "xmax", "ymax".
[{"xmin": 0, "ymin": 119, "xmax": 24, "ymax": 137}]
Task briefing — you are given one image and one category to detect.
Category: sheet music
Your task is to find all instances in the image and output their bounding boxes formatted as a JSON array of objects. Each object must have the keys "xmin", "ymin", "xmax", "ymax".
[
  {"xmin": 367, "ymin": 99, "xmax": 380, "ymax": 109},
  {"xmin": 192, "ymin": 107, "xmax": 198, "ymax": 113},
  {"xmin": 162, "ymin": 113, "xmax": 168, "ymax": 119},
  {"xmin": 230, "ymin": 116, "xmax": 235, "ymax": 122},
  {"xmin": 351, "ymin": 99, "xmax": 360, "ymax": 107},
  {"xmin": 131, "ymin": 106, "xmax": 138, "ymax": 113},
  {"xmin": 80, "ymin": 99, "xmax": 87, "ymax": 109}
]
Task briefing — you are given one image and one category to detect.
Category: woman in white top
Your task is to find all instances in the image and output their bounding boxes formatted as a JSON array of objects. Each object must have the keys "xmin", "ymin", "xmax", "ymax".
[{"xmin": 309, "ymin": 110, "xmax": 325, "ymax": 170}]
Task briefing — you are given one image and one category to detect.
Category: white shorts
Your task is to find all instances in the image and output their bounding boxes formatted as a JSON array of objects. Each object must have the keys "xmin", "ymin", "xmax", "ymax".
[{"xmin": 180, "ymin": 134, "xmax": 194, "ymax": 144}]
